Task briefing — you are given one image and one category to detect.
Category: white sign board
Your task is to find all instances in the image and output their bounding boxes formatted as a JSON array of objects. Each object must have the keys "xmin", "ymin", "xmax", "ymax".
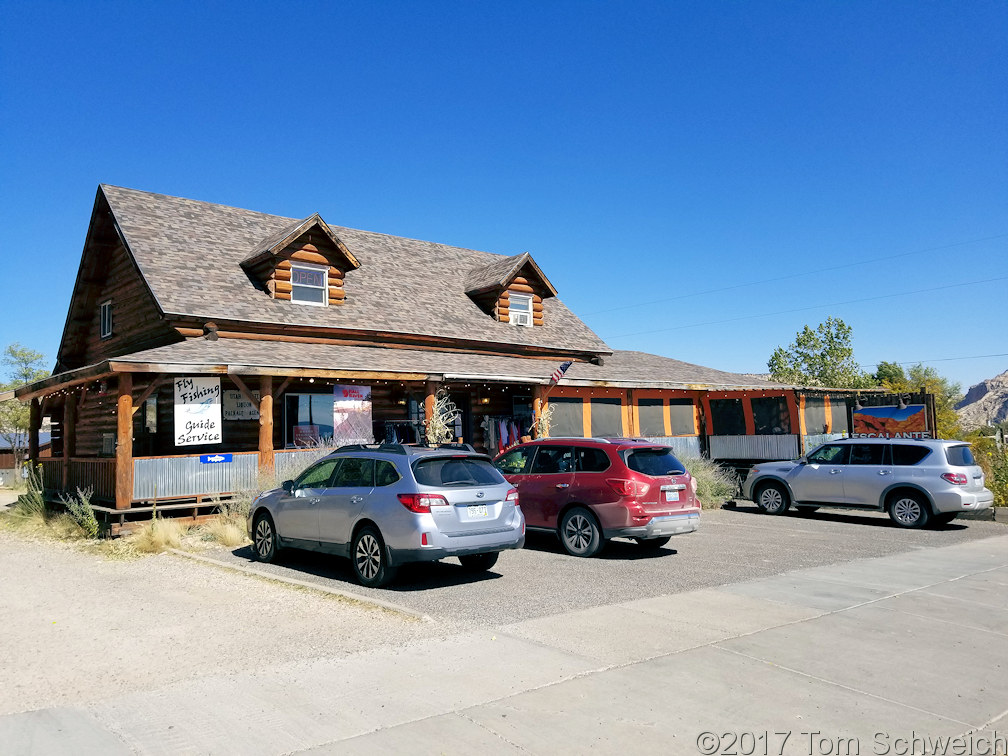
[
  {"xmin": 333, "ymin": 384, "xmax": 374, "ymax": 444},
  {"xmin": 223, "ymin": 390, "xmax": 260, "ymax": 420},
  {"xmin": 174, "ymin": 377, "xmax": 222, "ymax": 446}
]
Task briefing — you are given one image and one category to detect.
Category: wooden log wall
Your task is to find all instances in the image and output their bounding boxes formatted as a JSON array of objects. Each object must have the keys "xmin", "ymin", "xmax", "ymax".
[
  {"xmin": 495, "ymin": 277, "xmax": 544, "ymax": 326},
  {"xmin": 269, "ymin": 237, "xmax": 346, "ymax": 306}
]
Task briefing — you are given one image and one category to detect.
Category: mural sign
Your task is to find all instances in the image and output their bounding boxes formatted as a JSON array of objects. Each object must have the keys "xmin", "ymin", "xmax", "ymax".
[
  {"xmin": 223, "ymin": 389, "xmax": 260, "ymax": 420},
  {"xmin": 851, "ymin": 404, "xmax": 931, "ymax": 439},
  {"xmin": 333, "ymin": 385, "xmax": 374, "ymax": 444},
  {"xmin": 174, "ymin": 377, "xmax": 222, "ymax": 446}
]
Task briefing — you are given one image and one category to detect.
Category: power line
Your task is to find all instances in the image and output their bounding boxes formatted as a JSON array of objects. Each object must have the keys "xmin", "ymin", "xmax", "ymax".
[
  {"xmin": 608, "ymin": 275, "xmax": 1008, "ymax": 339},
  {"xmin": 586, "ymin": 232, "xmax": 1008, "ymax": 316},
  {"xmin": 863, "ymin": 353, "xmax": 1008, "ymax": 368}
]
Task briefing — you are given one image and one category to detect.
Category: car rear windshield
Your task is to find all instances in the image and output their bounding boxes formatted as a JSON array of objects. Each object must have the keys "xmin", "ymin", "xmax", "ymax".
[
  {"xmin": 412, "ymin": 457, "xmax": 506, "ymax": 487},
  {"xmin": 624, "ymin": 448, "xmax": 686, "ymax": 476},
  {"xmin": 945, "ymin": 445, "xmax": 976, "ymax": 467}
]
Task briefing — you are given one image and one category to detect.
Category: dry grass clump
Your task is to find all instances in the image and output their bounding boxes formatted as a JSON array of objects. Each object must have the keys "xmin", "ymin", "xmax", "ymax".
[
  {"xmin": 681, "ymin": 454, "xmax": 740, "ymax": 508},
  {"xmin": 197, "ymin": 515, "xmax": 248, "ymax": 548},
  {"xmin": 128, "ymin": 517, "xmax": 188, "ymax": 553}
]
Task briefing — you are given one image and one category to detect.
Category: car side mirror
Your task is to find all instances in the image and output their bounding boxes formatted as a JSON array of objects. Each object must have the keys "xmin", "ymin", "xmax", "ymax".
[
  {"xmin": 796, "ymin": 458, "xmax": 807, "ymax": 465},
  {"xmin": 282, "ymin": 480, "xmax": 295, "ymax": 494}
]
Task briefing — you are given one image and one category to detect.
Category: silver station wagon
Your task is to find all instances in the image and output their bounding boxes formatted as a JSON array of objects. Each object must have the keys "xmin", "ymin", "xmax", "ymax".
[
  {"xmin": 248, "ymin": 444, "xmax": 525, "ymax": 587},
  {"xmin": 742, "ymin": 438, "xmax": 993, "ymax": 528}
]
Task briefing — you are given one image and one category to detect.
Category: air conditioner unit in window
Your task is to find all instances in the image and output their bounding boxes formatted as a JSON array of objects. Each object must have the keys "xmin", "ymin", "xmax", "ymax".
[{"xmin": 512, "ymin": 311, "xmax": 532, "ymax": 327}]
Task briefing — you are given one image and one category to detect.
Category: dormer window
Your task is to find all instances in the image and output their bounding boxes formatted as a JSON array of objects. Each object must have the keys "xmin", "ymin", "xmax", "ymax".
[
  {"xmin": 509, "ymin": 294, "xmax": 533, "ymax": 327},
  {"xmin": 290, "ymin": 263, "xmax": 328, "ymax": 306},
  {"xmin": 100, "ymin": 300, "xmax": 113, "ymax": 338}
]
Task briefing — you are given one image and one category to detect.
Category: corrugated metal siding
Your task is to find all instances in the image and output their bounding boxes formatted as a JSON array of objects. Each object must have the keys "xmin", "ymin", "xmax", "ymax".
[
  {"xmin": 709, "ymin": 435, "xmax": 799, "ymax": 460},
  {"xmin": 274, "ymin": 449, "xmax": 325, "ymax": 482},
  {"xmin": 641, "ymin": 436, "xmax": 702, "ymax": 457},
  {"xmin": 132, "ymin": 453, "xmax": 259, "ymax": 500}
]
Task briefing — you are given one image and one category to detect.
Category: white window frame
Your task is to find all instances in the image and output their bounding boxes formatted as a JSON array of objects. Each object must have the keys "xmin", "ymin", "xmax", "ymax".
[
  {"xmin": 289, "ymin": 262, "xmax": 329, "ymax": 307},
  {"xmin": 99, "ymin": 300, "xmax": 113, "ymax": 338},
  {"xmin": 509, "ymin": 293, "xmax": 533, "ymax": 327}
]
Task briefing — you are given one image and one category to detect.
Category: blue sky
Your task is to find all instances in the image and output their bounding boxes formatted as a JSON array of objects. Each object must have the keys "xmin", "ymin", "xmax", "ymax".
[{"xmin": 1, "ymin": 1, "xmax": 1005, "ymax": 391}]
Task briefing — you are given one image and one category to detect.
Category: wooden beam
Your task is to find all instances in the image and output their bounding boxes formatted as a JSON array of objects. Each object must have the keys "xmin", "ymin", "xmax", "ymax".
[
  {"xmin": 115, "ymin": 374, "xmax": 133, "ymax": 510},
  {"xmin": 258, "ymin": 376, "xmax": 274, "ymax": 476},
  {"xmin": 29, "ymin": 398, "xmax": 40, "ymax": 464},
  {"xmin": 424, "ymin": 381, "xmax": 437, "ymax": 442},
  {"xmin": 62, "ymin": 398, "xmax": 76, "ymax": 489},
  {"xmin": 272, "ymin": 376, "xmax": 293, "ymax": 399},
  {"xmin": 131, "ymin": 377, "xmax": 166, "ymax": 415},
  {"xmin": 228, "ymin": 374, "xmax": 259, "ymax": 408}
]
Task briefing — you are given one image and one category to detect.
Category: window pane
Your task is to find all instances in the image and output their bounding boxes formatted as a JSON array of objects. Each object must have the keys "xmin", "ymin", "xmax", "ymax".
[
  {"xmin": 495, "ymin": 448, "xmax": 533, "ymax": 474},
  {"xmin": 945, "ymin": 445, "xmax": 975, "ymax": 466},
  {"xmin": 637, "ymin": 399, "xmax": 665, "ymax": 437},
  {"xmin": 413, "ymin": 457, "xmax": 504, "ymax": 486},
  {"xmin": 375, "ymin": 460, "xmax": 401, "ymax": 487},
  {"xmin": 332, "ymin": 457, "xmax": 374, "ymax": 487},
  {"xmin": 291, "ymin": 268, "xmax": 325, "ymax": 287},
  {"xmin": 807, "ymin": 444, "xmax": 848, "ymax": 464},
  {"xmin": 575, "ymin": 447, "xmax": 611, "ymax": 472},
  {"xmin": 296, "ymin": 459, "xmax": 340, "ymax": 488},
  {"xmin": 292, "ymin": 285, "xmax": 326, "ymax": 304},
  {"xmin": 752, "ymin": 397, "xmax": 790, "ymax": 435},
  {"xmin": 625, "ymin": 448, "xmax": 685, "ymax": 476},
  {"xmin": 669, "ymin": 399, "xmax": 695, "ymax": 436},
  {"xmin": 849, "ymin": 444, "xmax": 885, "ymax": 465},
  {"xmin": 829, "ymin": 396, "xmax": 850, "ymax": 434},
  {"xmin": 893, "ymin": 445, "xmax": 930, "ymax": 466},
  {"xmin": 549, "ymin": 398, "xmax": 583, "ymax": 437},
  {"xmin": 530, "ymin": 446, "xmax": 573, "ymax": 474},
  {"xmin": 804, "ymin": 398, "xmax": 828, "ymax": 435},
  {"xmin": 710, "ymin": 399, "xmax": 745, "ymax": 435},
  {"xmin": 590, "ymin": 398, "xmax": 623, "ymax": 437},
  {"xmin": 510, "ymin": 294, "xmax": 531, "ymax": 313}
]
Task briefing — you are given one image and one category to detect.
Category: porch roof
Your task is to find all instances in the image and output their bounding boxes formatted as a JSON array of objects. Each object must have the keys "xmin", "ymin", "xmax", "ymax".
[{"xmin": 19, "ymin": 338, "xmax": 795, "ymax": 399}]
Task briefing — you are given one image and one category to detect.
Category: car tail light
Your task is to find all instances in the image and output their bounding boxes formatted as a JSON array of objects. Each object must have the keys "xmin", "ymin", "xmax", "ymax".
[
  {"xmin": 506, "ymin": 488, "xmax": 519, "ymax": 509},
  {"xmin": 689, "ymin": 474, "xmax": 697, "ymax": 493},
  {"xmin": 398, "ymin": 493, "xmax": 450, "ymax": 513},
  {"xmin": 941, "ymin": 472, "xmax": 968, "ymax": 485},
  {"xmin": 606, "ymin": 478, "xmax": 650, "ymax": 497}
]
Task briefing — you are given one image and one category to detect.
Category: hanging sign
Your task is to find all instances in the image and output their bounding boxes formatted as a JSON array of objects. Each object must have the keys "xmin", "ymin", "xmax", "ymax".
[
  {"xmin": 200, "ymin": 453, "xmax": 233, "ymax": 464},
  {"xmin": 852, "ymin": 405, "xmax": 931, "ymax": 439},
  {"xmin": 333, "ymin": 384, "xmax": 374, "ymax": 444},
  {"xmin": 174, "ymin": 377, "xmax": 222, "ymax": 446},
  {"xmin": 223, "ymin": 390, "xmax": 260, "ymax": 420}
]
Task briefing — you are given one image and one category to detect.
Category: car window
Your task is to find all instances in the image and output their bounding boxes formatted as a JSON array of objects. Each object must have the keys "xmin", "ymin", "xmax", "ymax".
[
  {"xmin": 624, "ymin": 448, "xmax": 686, "ymax": 476},
  {"xmin": 892, "ymin": 444, "xmax": 930, "ymax": 466},
  {"xmin": 331, "ymin": 457, "xmax": 374, "ymax": 488},
  {"xmin": 375, "ymin": 459, "xmax": 401, "ymax": 487},
  {"xmin": 945, "ymin": 445, "xmax": 976, "ymax": 467},
  {"xmin": 575, "ymin": 447, "xmax": 611, "ymax": 472},
  {"xmin": 807, "ymin": 444, "xmax": 849, "ymax": 464},
  {"xmin": 530, "ymin": 446, "xmax": 574, "ymax": 474},
  {"xmin": 413, "ymin": 457, "xmax": 505, "ymax": 486},
  {"xmin": 848, "ymin": 444, "xmax": 885, "ymax": 465},
  {"xmin": 495, "ymin": 447, "xmax": 534, "ymax": 475},
  {"xmin": 295, "ymin": 459, "xmax": 341, "ymax": 489}
]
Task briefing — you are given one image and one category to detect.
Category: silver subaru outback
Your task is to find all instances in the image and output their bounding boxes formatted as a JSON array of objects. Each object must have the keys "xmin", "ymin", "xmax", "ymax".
[
  {"xmin": 248, "ymin": 444, "xmax": 525, "ymax": 587},
  {"xmin": 741, "ymin": 438, "xmax": 993, "ymax": 528}
]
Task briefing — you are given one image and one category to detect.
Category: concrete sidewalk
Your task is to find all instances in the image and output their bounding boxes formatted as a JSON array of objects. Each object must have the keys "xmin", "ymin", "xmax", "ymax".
[{"xmin": 3, "ymin": 534, "xmax": 1007, "ymax": 755}]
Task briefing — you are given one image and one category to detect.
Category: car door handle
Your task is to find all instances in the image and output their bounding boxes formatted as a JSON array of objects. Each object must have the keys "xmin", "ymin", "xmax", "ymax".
[
  {"xmin": 350, "ymin": 495, "xmax": 364, "ymax": 504},
  {"xmin": 878, "ymin": 470, "xmax": 892, "ymax": 476},
  {"xmin": 829, "ymin": 469, "xmax": 841, "ymax": 474},
  {"xmin": 310, "ymin": 497, "xmax": 321, "ymax": 505},
  {"xmin": 555, "ymin": 483, "xmax": 570, "ymax": 489}
]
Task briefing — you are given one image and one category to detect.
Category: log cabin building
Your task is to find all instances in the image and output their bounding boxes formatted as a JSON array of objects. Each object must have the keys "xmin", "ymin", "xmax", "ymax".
[{"xmin": 17, "ymin": 185, "xmax": 874, "ymax": 531}]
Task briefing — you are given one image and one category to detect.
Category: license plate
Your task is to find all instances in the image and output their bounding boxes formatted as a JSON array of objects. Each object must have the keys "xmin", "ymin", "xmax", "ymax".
[
  {"xmin": 467, "ymin": 504, "xmax": 489, "ymax": 518},
  {"xmin": 665, "ymin": 490, "xmax": 679, "ymax": 502}
]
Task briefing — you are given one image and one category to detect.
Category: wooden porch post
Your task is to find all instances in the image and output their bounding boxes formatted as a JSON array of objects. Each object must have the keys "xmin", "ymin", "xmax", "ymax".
[
  {"xmin": 532, "ymin": 385, "xmax": 544, "ymax": 438},
  {"xmin": 28, "ymin": 398, "xmax": 40, "ymax": 465},
  {"xmin": 62, "ymin": 397, "xmax": 76, "ymax": 489},
  {"xmin": 258, "ymin": 375, "xmax": 274, "ymax": 476},
  {"xmin": 115, "ymin": 374, "xmax": 133, "ymax": 510},
  {"xmin": 424, "ymin": 381, "xmax": 437, "ymax": 443}
]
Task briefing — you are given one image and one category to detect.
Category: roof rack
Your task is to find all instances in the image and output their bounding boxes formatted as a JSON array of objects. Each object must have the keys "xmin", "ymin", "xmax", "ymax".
[{"xmin": 333, "ymin": 442, "xmax": 479, "ymax": 456}]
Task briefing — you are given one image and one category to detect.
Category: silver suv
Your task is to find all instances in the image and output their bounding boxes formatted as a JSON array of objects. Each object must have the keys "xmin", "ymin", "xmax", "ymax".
[
  {"xmin": 741, "ymin": 438, "xmax": 993, "ymax": 528},
  {"xmin": 248, "ymin": 444, "xmax": 525, "ymax": 586}
]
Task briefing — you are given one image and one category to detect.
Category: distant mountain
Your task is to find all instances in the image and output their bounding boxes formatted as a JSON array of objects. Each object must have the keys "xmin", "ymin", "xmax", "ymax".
[{"xmin": 956, "ymin": 370, "xmax": 1008, "ymax": 431}]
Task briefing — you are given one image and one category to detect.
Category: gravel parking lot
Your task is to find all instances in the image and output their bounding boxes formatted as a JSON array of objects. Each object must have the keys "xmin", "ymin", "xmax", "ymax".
[{"xmin": 206, "ymin": 504, "xmax": 1006, "ymax": 625}]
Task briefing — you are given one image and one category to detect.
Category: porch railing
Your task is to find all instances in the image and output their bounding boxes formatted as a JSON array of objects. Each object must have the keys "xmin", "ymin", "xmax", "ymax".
[
  {"xmin": 708, "ymin": 434, "xmax": 800, "ymax": 461},
  {"xmin": 132, "ymin": 452, "xmax": 259, "ymax": 500},
  {"xmin": 39, "ymin": 458, "xmax": 117, "ymax": 501}
]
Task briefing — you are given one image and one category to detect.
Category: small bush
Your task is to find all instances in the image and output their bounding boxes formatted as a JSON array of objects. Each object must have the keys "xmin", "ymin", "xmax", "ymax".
[
  {"xmin": 198, "ymin": 515, "xmax": 248, "ymax": 548},
  {"xmin": 129, "ymin": 517, "xmax": 188, "ymax": 553},
  {"xmin": 682, "ymin": 455, "xmax": 739, "ymax": 508},
  {"xmin": 58, "ymin": 486, "xmax": 99, "ymax": 538},
  {"xmin": 11, "ymin": 463, "xmax": 46, "ymax": 522}
]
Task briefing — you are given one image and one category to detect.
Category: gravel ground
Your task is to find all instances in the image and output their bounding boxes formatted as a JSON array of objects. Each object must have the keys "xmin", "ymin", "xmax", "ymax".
[
  {"xmin": 0, "ymin": 530, "xmax": 464, "ymax": 717},
  {"xmin": 207, "ymin": 504, "xmax": 1007, "ymax": 626}
]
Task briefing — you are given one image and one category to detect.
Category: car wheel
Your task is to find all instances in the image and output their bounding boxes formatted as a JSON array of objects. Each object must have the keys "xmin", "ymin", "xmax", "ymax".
[
  {"xmin": 755, "ymin": 483, "xmax": 790, "ymax": 515},
  {"xmin": 252, "ymin": 512, "xmax": 278, "ymax": 563},
  {"xmin": 888, "ymin": 492, "xmax": 930, "ymax": 529},
  {"xmin": 559, "ymin": 507, "xmax": 603, "ymax": 557},
  {"xmin": 352, "ymin": 526, "xmax": 398, "ymax": 588},
  {"xmin": 931, "ymin": 512, "xmax": 958, "ymax": 526},
  {"xmin": 458, "ymin": 552, "xmax": 499, "ymax": 571},
  {"xmin": 634, "ymin": 536, "xmax": 672, "ymax": 549}
]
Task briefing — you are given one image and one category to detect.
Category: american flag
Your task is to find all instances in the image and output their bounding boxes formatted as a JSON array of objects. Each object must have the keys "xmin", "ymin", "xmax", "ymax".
[{"xmin": 548, "ymin": 361, "xmax": 573, "ymax": 387}]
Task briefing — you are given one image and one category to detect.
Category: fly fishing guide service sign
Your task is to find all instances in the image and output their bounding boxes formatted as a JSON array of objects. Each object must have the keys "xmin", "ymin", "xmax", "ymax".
[{"xmin": 174, "ymin": 377, "xmax": 222, "ymax": 446}]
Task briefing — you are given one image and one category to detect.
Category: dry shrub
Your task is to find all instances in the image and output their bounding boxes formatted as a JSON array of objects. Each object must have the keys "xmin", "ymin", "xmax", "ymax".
[
  {"xmin": 199, "ymin": 515, "xmax": 248, "ymax": 548},
  {"xmin": 129, "ymin": 517, "xmax": 189, "ymax": 553},
  {"xmin": 682, "ymin": 454, "xmax": 739, "ymax": 508}
]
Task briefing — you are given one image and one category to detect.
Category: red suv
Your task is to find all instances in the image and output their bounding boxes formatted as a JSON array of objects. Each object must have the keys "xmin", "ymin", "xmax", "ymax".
[{"xmin": 493, "ymin": 438, "xmax": 700, "ymax": 557}]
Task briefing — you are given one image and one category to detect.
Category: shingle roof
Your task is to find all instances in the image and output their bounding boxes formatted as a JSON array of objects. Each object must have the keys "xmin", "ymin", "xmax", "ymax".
[
  {"xmin": 112, "ymin": 338, "xmax": 789, "ymax": 391},
  {"xmin": 101, "ymin": 185, "xmax": 606, "ymax": 354},
  {"xmin": 464, "ymin": 251, "xmax": 557, "ymax": 298}
]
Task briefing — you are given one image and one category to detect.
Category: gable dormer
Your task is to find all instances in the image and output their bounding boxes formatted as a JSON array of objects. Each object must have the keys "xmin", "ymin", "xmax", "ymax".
[
  {"xmin": 465, "ymin": 252, "xmax": 557, "ymax": 327},
  {"xmin": 241, "ymin": 214, "xmax": 360, "ymax": 306}
]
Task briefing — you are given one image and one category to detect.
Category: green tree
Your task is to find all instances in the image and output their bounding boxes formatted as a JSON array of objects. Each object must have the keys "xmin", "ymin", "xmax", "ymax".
[
  {"xmin": 0, "ymin": 343, "xmax": 49, "ymax": 469},
  {"xmin": 874, "ymin": 362, "xmax": 963, "ymax": 439},
  {"xmin": 768, "ymin": 316, "xmax": 873, "ymax": 388},
  {"xmin": 872, "ymin": 360, "xmax": 905, "ymax": 386}
]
